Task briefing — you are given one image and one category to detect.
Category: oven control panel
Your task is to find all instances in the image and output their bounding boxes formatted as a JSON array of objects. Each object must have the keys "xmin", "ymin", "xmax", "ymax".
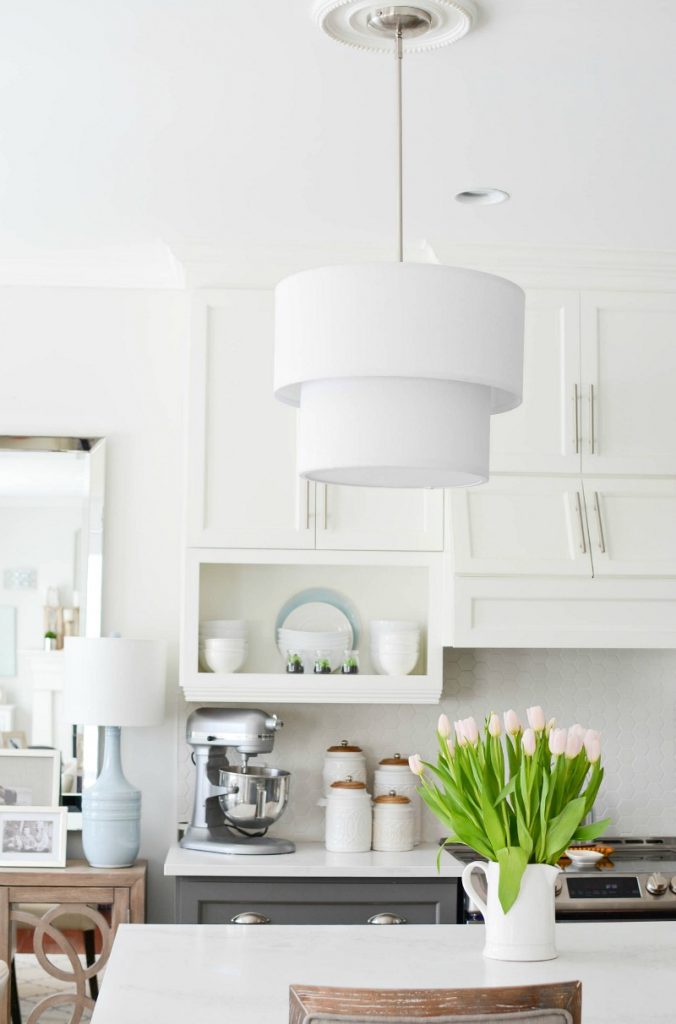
[{"xmin": 559, "ymin": 872, "xmax": 676, "ymax": 912}]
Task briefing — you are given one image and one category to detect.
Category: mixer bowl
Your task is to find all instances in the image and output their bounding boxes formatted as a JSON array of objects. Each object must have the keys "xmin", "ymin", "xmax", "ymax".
[{"xmin": 217, "ymin": 766, "xmax": 291, "ymax": 830}]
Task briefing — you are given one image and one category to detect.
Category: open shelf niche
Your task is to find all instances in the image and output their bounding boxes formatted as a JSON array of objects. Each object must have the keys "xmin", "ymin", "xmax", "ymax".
[{"xmin": 180, "ymin": 549, "xmax": 444, "ymax": 703}]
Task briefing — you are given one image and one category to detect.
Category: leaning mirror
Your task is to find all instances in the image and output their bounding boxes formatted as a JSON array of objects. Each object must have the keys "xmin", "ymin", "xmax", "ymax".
[{"xmin": 0, "ymin": 436, "xmax": 105, "ymax": 828}]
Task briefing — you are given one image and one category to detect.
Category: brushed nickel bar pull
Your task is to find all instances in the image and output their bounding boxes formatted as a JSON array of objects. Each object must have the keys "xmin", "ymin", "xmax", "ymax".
[
  {"xmin": 593, "ymin": 491, "xmax": 606, "ymax": 553},
  {"xmin": 575, "ymin": 492, "xmax": 587, "ymax": 554},
  {"xmin": 305, "ymin": 479, "xmax": 310, "ymax": 530},
  {"xmin": 590, "ymin": 383, "xmax": 596, "ymax": 454},
  {"xmin": 573, "ymin": 382, "xmax": 580, "ymax": 454},
  {"xmin": 323, "ymin": 484, "xmax": 328, "ymax": 531}
]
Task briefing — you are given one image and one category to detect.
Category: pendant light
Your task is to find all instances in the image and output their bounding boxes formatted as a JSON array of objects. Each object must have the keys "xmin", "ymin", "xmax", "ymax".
[{"xmin": 274, "ymin": 3, "xmax": 525, "ymax": 488}]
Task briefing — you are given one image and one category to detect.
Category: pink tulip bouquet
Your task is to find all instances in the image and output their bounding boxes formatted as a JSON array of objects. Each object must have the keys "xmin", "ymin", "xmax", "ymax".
[{"xmin": 409, "ymin": 707, "xmax": 609, "ymax": 914}]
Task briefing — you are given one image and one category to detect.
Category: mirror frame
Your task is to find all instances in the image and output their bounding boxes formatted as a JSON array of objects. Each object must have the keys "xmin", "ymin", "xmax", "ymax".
[{"xmin": 0, "ymin": 435, "xmax": 105, "ymax": 827}]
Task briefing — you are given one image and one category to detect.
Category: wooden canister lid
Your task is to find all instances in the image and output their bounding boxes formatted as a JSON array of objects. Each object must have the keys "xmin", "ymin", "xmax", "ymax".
[
  {"xmin": 327, "ymin": 740, "xmax": 362, "ymax": 753},
  {"xmin": 330, "ymin": 778, "xmax": 367, "ymax": 790},
  {"xmin": 374, "ymin": 791, "xmax": 410, "ymax": 804},
  {"xmin": 379, "ymin": 753, "xmax": 409, "ymax": 766}
]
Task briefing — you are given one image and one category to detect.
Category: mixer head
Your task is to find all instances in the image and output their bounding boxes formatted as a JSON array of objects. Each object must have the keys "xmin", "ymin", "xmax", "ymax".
[{"xmin": 186, "ymin": 706, "xmax": 283, "ymax": 756}]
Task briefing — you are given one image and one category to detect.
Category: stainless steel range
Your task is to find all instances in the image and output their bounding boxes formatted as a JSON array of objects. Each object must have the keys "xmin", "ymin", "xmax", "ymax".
[{"xmin": 445, "ymin": 837, "xmax": 676, "ymax": 921}]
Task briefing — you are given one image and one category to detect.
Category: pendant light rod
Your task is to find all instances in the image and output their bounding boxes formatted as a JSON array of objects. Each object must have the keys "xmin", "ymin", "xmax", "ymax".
[
  {"xmin": 366, "ymin": 8, "xmax": 435, "ymax": 262},
  {"xmin": 396, "ymin": 24, "xmax": 404, "ymax": 262}
]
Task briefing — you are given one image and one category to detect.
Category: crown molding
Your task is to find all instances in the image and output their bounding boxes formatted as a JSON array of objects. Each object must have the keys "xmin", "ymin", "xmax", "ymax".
[
  {"xmin": 0, "ymin": 244, "xmax": 184, "ymax": 289},
  {"xmin": 170, "ymin": 239, "xmax": 438, "ymax": 289},
  {"xmin": 426, "ymin": 242, "xmax": 676, "ymax": 290},
  {"xmin": 0, "ymin": 239, "xmax": 674, "ymax": 291}
]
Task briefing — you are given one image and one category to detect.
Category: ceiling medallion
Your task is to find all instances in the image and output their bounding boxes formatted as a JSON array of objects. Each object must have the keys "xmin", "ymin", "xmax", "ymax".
[{"xmin": 273, "ymin": 3, "xmax": 524, "ymax": 488}]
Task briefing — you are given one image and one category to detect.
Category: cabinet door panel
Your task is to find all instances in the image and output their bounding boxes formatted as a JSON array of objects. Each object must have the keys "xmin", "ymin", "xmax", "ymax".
[
  {"xmin": 449, "ymin": 477, "xmax": 592, "ymax": 576},
  {"xmin": 187, "ymin": 290, "xmax": 314, "ymax": 548},
  {"xmin": 584, "ymin": 478, "xmax": 676, "ymax": 577},
  {"xmin": 316, "ymin": 484, "xmax": 444, "ymax": 551},
  {"xmin": 490, "ymin": 291, "xmax": 581, "ymax": 473},
  {"xmin": 581, "ymin": 292, "xmax": 676, "ymax": 475}
]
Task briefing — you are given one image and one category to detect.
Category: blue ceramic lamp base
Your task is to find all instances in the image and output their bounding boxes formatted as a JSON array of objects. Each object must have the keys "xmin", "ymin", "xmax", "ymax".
[{"xmin": 82, "ymin": 725, "xmax": 141, "ymax": 868}]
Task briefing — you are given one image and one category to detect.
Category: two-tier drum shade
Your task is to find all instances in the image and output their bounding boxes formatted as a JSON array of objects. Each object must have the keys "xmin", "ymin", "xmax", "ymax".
[{"xmin": 274, "ymin": 262, "xmax": 525, "ymax": 488}]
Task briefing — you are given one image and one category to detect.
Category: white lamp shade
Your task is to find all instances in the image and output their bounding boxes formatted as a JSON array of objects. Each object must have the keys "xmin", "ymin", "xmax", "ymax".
[
  {"xmin": 297, "ymin": 377, "xmax": 491, "ymax": 487},
  {"xmin": 64, "ymin": 637, "xmax": 166, "ymax": 727},
  {"xmin": 274, "ymin": 263, "xmax": 525, "ymax": 413}
]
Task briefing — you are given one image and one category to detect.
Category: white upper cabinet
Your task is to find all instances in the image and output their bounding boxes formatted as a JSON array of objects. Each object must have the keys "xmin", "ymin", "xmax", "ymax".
[
  {"xmin": 187, "ymin": 290, "xmax": 314, "ymax": 549},
  {"xmin": 316, "ymin": 483, "xmax": 444, "ymax": 551},
  {"xmin": 186, "ymin": 289, "xmax": 444, "ymax": 551},
  {"xmin": 583, "ymin": 478, "xmax": 676, "ymax": 577},
  {"xmin": 580, "ymin": 292, "xmax": 676, "ymax": 475},
  {"xmin": 490, "ymin": 291, "xmax": 581, "ymax": 474},
  {"xmin": 449, "ymin": 477, "xmax": 591, "ymax": 577}
]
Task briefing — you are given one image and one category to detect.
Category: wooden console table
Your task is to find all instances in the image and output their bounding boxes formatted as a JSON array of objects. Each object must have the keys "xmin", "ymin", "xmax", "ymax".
[{"xmin": 0, "ymin": 860, "xmax": 146, "ymax": 1024}]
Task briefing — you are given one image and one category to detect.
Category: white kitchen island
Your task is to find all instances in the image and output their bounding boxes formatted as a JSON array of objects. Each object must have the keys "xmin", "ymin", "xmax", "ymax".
[{"xmin": 91, "ymin": 921, "xmax": 673, "ymax": 1023}]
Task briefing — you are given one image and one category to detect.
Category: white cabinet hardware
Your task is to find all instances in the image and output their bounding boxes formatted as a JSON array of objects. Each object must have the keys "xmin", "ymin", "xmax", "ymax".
[{"xmin": 573, "ymin": 382, "xmax": 580, "ymax": 454}]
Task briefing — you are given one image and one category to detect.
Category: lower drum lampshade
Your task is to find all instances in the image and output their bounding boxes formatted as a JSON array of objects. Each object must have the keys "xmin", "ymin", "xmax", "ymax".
[{"xmin": 297, "ymin": 376, "xmax": 491, "ymax": 488}]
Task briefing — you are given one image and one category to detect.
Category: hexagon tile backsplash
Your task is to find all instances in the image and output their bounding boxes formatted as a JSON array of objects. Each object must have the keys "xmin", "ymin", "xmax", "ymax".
[{"xmin": 178, "ymin": 648, "xmax": 676, "ymax": 842}]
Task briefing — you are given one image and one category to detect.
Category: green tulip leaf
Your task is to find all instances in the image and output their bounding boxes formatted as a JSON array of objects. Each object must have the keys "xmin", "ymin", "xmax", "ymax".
[
  {"xmin": 545, "ymin": 797, "xmax": 587, "ymax": 861},
  {"xmin": 496, "ymin": 846, "xmax": 529, "ymax": 914},
  {"xmin": 571, "ymin": 817, "xmax": 612, "ymax": 843}
]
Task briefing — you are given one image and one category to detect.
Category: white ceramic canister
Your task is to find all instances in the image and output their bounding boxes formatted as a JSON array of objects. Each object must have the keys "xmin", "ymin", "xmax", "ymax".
[
  {"xmin": 325, "ymin": 779, "xmax": 372, "ymax": 853},
  {"xmin": 374, "ymin": 755, "xmax": 422, "ymax": 845},
  {"xmin": 372, "ymin": 792, "xmax": 415, "ymax": 852},
  {"xmin": 323, "ymin": 740, "xmax": 367, "ymax": 797}
]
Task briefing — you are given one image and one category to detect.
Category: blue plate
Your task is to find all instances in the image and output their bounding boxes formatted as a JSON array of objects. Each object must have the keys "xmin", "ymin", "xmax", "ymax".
[{"xmin": 275, "ymin": 587, "xmax": 361, "ymax": 649}]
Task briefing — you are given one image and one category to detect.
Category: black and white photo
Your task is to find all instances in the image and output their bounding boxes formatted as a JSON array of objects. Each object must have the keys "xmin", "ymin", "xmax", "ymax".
[{"xmin": 0, "ymin": 807, "xmax": 66, "ymax": 867}]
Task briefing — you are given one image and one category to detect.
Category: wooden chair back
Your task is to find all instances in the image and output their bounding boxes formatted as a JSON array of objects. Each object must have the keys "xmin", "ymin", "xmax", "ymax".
[{"xmin": 289, "ymin": 982, "xmax": 582, "ymax": 1024}]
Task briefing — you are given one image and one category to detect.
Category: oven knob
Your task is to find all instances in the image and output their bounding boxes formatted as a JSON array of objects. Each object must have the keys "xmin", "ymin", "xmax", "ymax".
[
  {"xmin": 646, "ymin": 872, "xmax": 668, "ymax": 896},
  {"xmin": 554, "ymin": 877, "xmax": 563, "ymax": 897},
  {"xmin": 670, "ymin": 878, "xmax": 676, "ymax": 894}
]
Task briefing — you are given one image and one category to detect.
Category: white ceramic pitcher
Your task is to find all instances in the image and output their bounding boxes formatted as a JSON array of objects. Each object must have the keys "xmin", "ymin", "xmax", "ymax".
[{"xmin": 461, "ymin": 861, "xmax": 560, "ymax": 962}]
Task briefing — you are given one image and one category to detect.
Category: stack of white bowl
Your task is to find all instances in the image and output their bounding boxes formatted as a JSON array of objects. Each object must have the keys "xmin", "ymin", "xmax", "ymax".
[
  {"xmin": 370, "ymin": 620, "xmax": 420, "ymax": 676},
  {"xmin": 277, "ymin": 628, "xmax": 351, "ymax": 674},
  {"xmin": 200, "ymin": 620, "xmax": 248, "ymax": 673}
]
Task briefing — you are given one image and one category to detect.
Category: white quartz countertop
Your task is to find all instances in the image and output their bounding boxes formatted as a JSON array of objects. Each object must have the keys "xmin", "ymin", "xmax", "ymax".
[
  {"xmin": 164, "ymin": 841, "xmax": 465, "ymax": 877},
  {"xmin": 92, "ymin": 921, "xmax": 675, "ymax": 1024}
]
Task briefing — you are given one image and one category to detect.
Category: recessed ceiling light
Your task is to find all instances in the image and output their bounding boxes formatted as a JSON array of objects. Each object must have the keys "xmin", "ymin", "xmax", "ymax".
[{"xmin": 455, "ymin": 188, "xmax": 510, "ymax": 206}]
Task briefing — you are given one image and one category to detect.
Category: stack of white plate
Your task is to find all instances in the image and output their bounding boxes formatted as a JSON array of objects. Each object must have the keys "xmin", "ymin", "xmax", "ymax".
[
  {"xmin": 370, "ymin": 620, "xmax": 420, "ymax": 676},
  {"xmin": 277, "ymin": 628, "xmax": 351, "ymax": 674},
  {"xmin": 200, "ymin": 620, "xmax": 248, "ymax": 673}
]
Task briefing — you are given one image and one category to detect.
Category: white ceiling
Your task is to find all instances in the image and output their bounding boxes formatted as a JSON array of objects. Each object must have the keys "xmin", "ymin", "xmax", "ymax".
[{"xmin": 0, "ymin": 0, "xmax": 675, "ymax": 270}]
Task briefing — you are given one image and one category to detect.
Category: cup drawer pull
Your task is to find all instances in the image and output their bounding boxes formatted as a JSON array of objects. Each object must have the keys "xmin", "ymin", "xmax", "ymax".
[
  {"xmin": 230, "ymin": 912, "xmax": 271, "ymax": 925},
  {"xmin": 367, "ymin": 913, "xmax": 407, "ymax": 925}
]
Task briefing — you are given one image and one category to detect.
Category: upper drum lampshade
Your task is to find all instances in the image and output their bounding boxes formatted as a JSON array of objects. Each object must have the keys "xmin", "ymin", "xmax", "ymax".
[
  {"xmin": 64, "ymin": 637, "xmax": 166, "ymax": 728},
  {"xmin": 274, "ymin": 262, "xmax": 525, "ymax": 488}
]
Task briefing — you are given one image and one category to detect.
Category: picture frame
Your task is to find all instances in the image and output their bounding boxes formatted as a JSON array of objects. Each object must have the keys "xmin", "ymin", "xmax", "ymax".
[
  {"xmin": 0, "ymin": 806, "xmax": 67, "ymax": 867},
  {"xmin": 1, "ymin": 731, "xmax": 27, "ymax": 750},
  {"xmin": 0, "ymin": 749, "xmax": 60, "ymax": 807}
]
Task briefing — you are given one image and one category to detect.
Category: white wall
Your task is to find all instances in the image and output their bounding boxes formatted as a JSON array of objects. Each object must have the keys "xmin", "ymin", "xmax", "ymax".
[
  {"xmin": 180, "ymin": 647, "xmax": 676, "ymax": 843},
  {"xmin": 0, "ymin": 286, "xmax": 186, "ymax": 922}
]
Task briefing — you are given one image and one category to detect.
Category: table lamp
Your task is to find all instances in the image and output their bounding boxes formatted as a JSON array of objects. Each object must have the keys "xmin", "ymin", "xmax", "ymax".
[{"xmin": 64, "ymin": 637, "xmax": 166, "ymax": 868}]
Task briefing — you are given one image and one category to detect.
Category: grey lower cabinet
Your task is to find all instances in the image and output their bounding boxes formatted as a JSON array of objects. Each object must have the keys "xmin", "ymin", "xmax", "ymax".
[{"xmin": 176, "ymin": 877, "xmax": 459, "ymax": 925}]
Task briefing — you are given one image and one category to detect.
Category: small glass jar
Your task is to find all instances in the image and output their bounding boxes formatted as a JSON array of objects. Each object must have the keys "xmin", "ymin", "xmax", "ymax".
[
  {"xmin": 314, "ymin": 650, "xmax": 333, "ymax": 674},
  {"xmin": 285, "ymin": 651, "xmax": 304, "ymax": 674},
  {"xmin": 341, "ymin": 650, "xmax": 360, "ymax": 675}
]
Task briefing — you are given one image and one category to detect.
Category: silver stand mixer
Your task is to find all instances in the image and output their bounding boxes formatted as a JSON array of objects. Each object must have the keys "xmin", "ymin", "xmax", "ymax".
[{"xmin": 181, "ymin": 707, "xmax": 295, "ymax": 855}]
